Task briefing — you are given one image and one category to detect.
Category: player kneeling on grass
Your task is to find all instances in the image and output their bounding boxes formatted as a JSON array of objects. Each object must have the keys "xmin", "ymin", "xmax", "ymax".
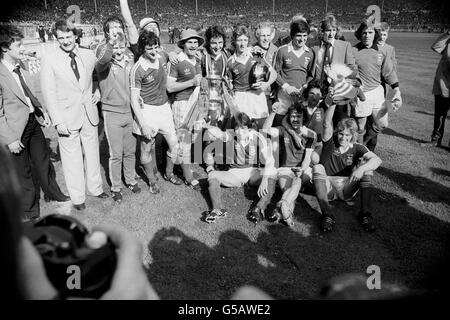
[
  {"xmin": 313, "ymin": 103, "xmax": 382, "ymax": 233},
  {"xmin": 203, "ymin": 112, "xmax": 276, "ymax": 223},
  {"xmin": 249, "ymin": 104, "xmax": 317, "ymax": 226},
  {"xmin": 130, "ymin": 30, "xmax": 181, "ymax": 194}
]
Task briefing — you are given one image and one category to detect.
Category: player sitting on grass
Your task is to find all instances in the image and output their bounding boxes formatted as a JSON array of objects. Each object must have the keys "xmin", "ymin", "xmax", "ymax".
[
  {"xmin": 248, "ymin": 103, "xmax": 317, "ymax": 227},
  {"xmin": 203, "ymin": 112, "xmax": 276, "ymax": 223},
  {"xmin": 312, "ymin": 103, "xmax": 382, "ymax": 233}
]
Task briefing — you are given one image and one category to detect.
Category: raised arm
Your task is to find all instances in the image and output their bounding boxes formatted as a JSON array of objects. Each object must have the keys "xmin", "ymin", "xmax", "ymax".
[
  {"xmin": 119, "ymin": 0, "xmax": 139, "ymax": 45},
  {"xmin": 95, "ymin": 42, "xmax": 113, "ymax": 73},
  {"xmin": 299, "ymin": 127, "xmax": 317, "ymax": 171},
  {"xmin": 431, "ymin": 31, "xmax": 450, "ymax": 54},
  {"xmin": 322, "ymin": 102, "xmax": 336, "ymax": 142}
]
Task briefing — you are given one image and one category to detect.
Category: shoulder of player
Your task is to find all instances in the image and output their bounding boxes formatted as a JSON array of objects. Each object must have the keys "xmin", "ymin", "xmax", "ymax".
[
  {"xmin": 352, "ymin": 142, "xmax": 370, "ymax": 152},
  {"xmin": 130, "ymin": 59, "xmax": 146, "ymax": 75}
]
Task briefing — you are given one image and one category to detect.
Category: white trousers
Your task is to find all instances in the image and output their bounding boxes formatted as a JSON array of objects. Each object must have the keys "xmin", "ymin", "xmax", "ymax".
[{"xmin": 58, "ymin": 112, "xmax": 103, "ymax": 204}]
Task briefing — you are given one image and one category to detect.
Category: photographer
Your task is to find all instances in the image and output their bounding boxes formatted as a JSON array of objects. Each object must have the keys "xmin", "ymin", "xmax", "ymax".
[{"xmin": 0, "ymin": 146, "xmax": 157, "ymax": 300}]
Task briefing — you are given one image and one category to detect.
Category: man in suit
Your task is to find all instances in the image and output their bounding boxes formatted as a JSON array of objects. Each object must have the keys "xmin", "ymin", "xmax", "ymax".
[
  {"xmin": 0, "ymin": 25, "xmax": 68, "ymax": 220},
  {"xmin": 40, "ymin": 20, "xmax": 108, "ymax": 210},
  {"xmin": 312, "ymin": 15, "xmax": 357, "ymax": 89}
]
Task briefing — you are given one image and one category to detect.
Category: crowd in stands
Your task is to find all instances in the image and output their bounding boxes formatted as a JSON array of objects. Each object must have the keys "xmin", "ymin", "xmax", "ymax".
[{"xmin": 2, "ymin": 0, "xmax": 449, "ymax": 33}]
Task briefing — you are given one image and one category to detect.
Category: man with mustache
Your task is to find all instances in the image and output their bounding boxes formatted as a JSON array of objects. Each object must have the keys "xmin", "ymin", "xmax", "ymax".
[{"xmin": 249, "ymin": 104, "xmax": 317, "ymax": 226}]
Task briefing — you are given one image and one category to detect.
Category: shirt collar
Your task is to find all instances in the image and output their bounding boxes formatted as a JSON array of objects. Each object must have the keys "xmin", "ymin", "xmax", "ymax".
[
  {"xmin": 60, "ymin": 45, "xmax": 79, "ymax": 57},
  {"xmin": 287, "ymin": 42, "xmax": 310, "ymax": 53},
  {"xmin": 138, "ymin": 55, "xmax": 160, "ymax": 71},
  {"xmin": 322, "ymin": 39, "xmax": 335, "ymax": 47},
  {"xmin": 230, "ymin": 51, "xmax": 251, "ymax": 64},
  {"xmin": 2, "ymin": 59, "xmax": 18, "ymax": 74},
  {"xmin": 357, "ymin": 41, "xmax": 378, "ymax": 50},
  {"xmin": 178, "ymin": 51, "xmax": 197, "ymax": 65}
]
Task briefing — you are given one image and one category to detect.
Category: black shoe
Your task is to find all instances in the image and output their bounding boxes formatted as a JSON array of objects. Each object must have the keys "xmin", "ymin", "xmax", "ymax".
[
  {"xmin": 96, "ymin": 192, "xmax": 109, "ymax": 199},
  {"xmin": 248, "ymin": 207, "xmax": 263, "ymax": 224},
  {"xmin": 128, "ymin": 183, "xmax": 141, "ymax": 194},
  {"xmin": 73, "ymin": 203, "xmax": 86, "ymax": 210},
  {"xmin": 359, "ymin": 213, "xmax": 375, "ymax": 232},
  {"xmin": 266, "ymin": 206, "xmax": 281, "ymax": 223},
  {"xmin": 321, "ymin": 214, "xmax": 335, "ymax": 232},
  {"xmin": 112, "ymin": 191, "xmax": 123, "ymax": 203}
]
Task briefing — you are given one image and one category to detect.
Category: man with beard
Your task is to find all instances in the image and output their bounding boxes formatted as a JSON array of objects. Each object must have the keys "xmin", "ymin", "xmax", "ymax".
[
  {"xmin": 312, "ymin": 103, "xmax": 382, "ymax": 233},
  {"xmin": 250, "ymin": 104, "xmax": 317, "ymax": 226}
]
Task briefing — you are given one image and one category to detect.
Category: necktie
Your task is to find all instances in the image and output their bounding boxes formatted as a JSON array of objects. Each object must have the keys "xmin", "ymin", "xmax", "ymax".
[
  {"xmin": 320, "ymin": 43, "xmax": 331, "ymax": 87},
  {"xmin": 69, "ymin": 51, "xmax": 80, "ymax": 82},
  {"xmin": 13, "ymin": 66, "xmax": 42, "ymax": 116}
]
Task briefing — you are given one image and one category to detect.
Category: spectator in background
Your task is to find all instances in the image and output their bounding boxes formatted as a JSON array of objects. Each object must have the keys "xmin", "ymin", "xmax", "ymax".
[
  {"xmin": 38, "ymin": 26, "xmax": 45, "ymax": 42},
  {"xmin": 430, "ymin": 29, "xmax": 450, "ymax": 147}
]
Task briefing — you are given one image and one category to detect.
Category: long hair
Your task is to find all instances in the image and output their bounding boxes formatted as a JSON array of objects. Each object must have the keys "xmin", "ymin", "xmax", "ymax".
[
  {"xmin": 232, "ymin": 112, "xmax": 258, "ymax": 131},
  {"xmin": 319, "ymin": 14, "xmax": 343, "ymax": 41},
  {"xmin": 0, "ymin": 146, "xmax": 25, "ymax": 299},
  {"xmin": 302, "ymin": 79, "xmax": 324, "ymax": 100},
  {"xmin": 138, "ymin": 30, "xmax": 160, "ymax": 55},
  {"xmin": 335, "ymin": 118, "xmax": 359, "ymax": 143},
  {"xmin": 354, "ymin": 21, "xmax": 381, "ymax": 43},
  {"xmin": 204, "ymin": 25, "xmax": 226, "ymax": 52}
]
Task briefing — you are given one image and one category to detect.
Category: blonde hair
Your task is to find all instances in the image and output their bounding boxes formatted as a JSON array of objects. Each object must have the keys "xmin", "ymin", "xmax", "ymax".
[{"xmin": 335, "ymin": 118, "xmax": 359, "ymax": 143}]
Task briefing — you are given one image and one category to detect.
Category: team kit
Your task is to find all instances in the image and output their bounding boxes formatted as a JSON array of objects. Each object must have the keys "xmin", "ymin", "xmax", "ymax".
[{"xmin": 0, "ymin": 6, "xmax": 402, "ymax": 234}]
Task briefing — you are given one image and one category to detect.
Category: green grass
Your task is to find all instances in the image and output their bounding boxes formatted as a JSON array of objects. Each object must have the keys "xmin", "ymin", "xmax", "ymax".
[{"xmin": 34, "ymin": 32, "xmax": 450, "ymax": 299}]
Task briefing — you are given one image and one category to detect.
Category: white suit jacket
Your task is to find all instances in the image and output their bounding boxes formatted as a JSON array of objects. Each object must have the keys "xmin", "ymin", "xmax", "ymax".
[{"xmin": 40, "ymin": 45, "xmax": 98, "ymax": 130}]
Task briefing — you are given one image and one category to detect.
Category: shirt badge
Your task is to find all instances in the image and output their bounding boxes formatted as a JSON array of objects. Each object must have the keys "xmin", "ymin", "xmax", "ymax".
[
  {"xmin": 345, "ymin": 153, "xmax": 353, "ymax": 165},
  {"xmin": 145, "ymin": 74, "xmax": 155, "ymax": 82},
  {"xmin": 285, "ymin": 58, "xmax": 292, "ymax": 65},
  {"xmin": 184, "ymin": 68, "xmax": 192, "ymax": 75}
]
